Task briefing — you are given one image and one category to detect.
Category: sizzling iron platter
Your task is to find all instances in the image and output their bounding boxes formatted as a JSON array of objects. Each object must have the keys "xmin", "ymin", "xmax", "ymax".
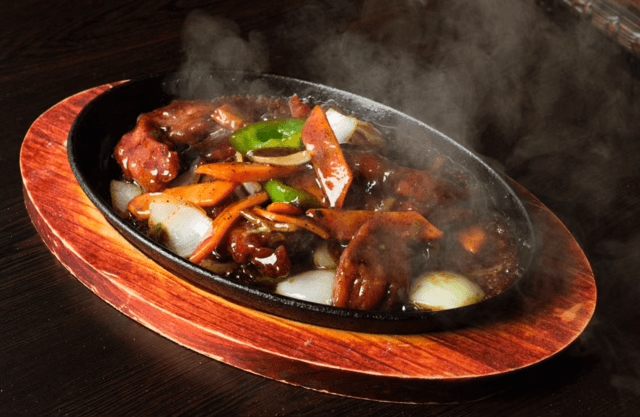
[{"xmin": 67, "ymin": 72, "xmax": 538, "ymax": 334}]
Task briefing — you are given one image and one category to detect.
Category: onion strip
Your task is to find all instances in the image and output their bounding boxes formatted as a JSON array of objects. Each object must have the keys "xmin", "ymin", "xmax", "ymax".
[
  {"xmin": 240, "ymin": 209, "xmax": 302, "ymax": 233},
  {"xmin": 252, "ymin": 207, "xmax": 330, "ymax": 239},
  {"xmin": 247, "ymin": 150, "xmax": 311, "ymax": 166},
  {"xmin": 326, "ymin": 108, "xmax": 358, "ymax": 144}
]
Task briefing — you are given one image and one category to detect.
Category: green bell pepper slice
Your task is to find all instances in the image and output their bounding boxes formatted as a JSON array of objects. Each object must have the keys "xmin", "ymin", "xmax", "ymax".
[
  {"xmin": 264, "ymin": 180, "xmax": 321, "ymax": 208},
  {"xmin": 230, "ymin": 119, "xmax": 305, "ymax": 155}
]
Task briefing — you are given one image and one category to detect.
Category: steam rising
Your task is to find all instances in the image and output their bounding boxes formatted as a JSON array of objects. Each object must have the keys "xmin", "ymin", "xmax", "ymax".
[
  {"xmin": 175, "ymin": 11, "xmax": 269, "ymax": 98},
  {"xmin": 176, "ymin": 0, "xmax": 640, "ymax": 402}
]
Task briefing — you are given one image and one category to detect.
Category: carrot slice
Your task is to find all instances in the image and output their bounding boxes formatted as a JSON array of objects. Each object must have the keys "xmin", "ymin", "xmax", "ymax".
[
  {"xmin": 189, "ymin": 192, "xmax": 270, "ymax": 264},
  {"xmin": 253, "ymin": 207, "xmax": 330, "ymax": 240},
  {"xmin": 195, "ymin": 162, "xmax": 300, "ymax": 183},
  {"xmin": 266, "ymin": 202, "xmax": 303, "ymax": 216},
  {"xmin": 305, "ymin": 209, "xmax": 376, "ymax": 241},
  {"xmin": 458, "ymin": 226, "xmax": 487, "ymax": 254},
  {"xmin": 127, "ymin": 193, "xmax": 162, "ymax": 220},
  {"xmin": 127, "ymin": 181, "xmax": 237, "ymax": 220},
  {"xmin": 306, "ymin": 209, "xmax": 444, "ymax": 242},
  {"xmin": 301, "ymin": 106, "xmax": 353, "ymax": 208},
  {"xmin": 289, "ymin": 94, "xmax": 311, "ymax": 118},
  {"xmin": 165, "ymin": 181, "xmax": 237, "ymax": 207}
]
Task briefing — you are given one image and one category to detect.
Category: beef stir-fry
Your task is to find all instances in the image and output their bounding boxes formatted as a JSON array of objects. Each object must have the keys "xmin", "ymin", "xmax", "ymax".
[{"xmin": 111, "ymin": 94, "xmax": 520, "ymax": 312}]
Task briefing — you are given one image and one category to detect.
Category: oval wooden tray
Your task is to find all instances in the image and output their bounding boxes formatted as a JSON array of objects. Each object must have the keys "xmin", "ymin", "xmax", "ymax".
[{"xmin": 20, "ymin": 84, "xmax": 597, "ymax": 404}]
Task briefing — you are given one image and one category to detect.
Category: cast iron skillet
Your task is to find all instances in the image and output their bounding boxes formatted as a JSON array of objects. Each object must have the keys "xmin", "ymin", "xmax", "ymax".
[{"xmin": 68, "ymin": 71, "xmax": 539, "ymax": 334}]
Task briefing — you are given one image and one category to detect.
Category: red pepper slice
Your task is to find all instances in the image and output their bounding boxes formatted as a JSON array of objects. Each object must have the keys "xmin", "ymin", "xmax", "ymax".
[
  {"xmin": 301, "ymin": 106, "xmax": 353, "ymax": 208},
  {"xmin": 289, "ymin": 94, "xmax": 311, "ymax": 118},
  {"xmin": 306, "ymin": 209, "xmax": 444, "ymax": 242}
]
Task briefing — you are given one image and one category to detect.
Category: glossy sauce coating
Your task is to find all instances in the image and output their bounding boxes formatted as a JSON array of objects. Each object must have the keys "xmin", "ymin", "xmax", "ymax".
[{"xmin": 114, "ymin": 95, "xmax": 521, "ymax": 312}]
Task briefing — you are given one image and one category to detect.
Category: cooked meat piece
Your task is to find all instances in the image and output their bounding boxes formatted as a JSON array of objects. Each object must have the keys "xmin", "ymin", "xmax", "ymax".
[
  {"xmin": 333, "ymin": 213, "xmax": 440, "ymax": 311},
  {"xmin": 251, "ymin": 245, "xmax": 290, "ymax": 278},
  {"xmin": 145, "ymin": 100, "xmax": 220, "ymax": 145},
  {"xmin": 344, "ymin": 148, "xmax": 471, "ymax": 214},
  {"xmin": 464, "ymin": 219, "xmax": 519, "ymax": 298},
  {"xmin": 443, "ymin": 218, "xmax": 520, "ymax": 298},
  {"xmin": 227, "ymin": 223, "xmax": 290, "ymax": 278},
  {"xmin": 344, "ymin": 148, "xmax": 391, "ymax": 185},
  {"xmin": 114, "ymin": 117, "xmax": 180, "ymax": 192},
  {"xmin": 189, "ymin": 130, "xmax": 238, "ymax": 163},
  {"xmin": 390, "ymin": 166, "xmax": 469, "ymax": 208}
]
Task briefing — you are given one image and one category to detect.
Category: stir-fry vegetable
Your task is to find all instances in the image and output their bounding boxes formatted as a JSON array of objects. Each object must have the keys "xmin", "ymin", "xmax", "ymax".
[
  {"xmin": 264, "ymin": 180, "xmax": 321, "ymax": 209},
  {"xmin": 409, "ymin": 271, "xmax": 485, "ymax": 310},
  {"xmin": 248, "ymin": 150, "xmax": 311, "ymax": 166},
  {"xmin": 195, "ymin": 162, "xmax": 300, "ymax": 183},
  {"xmin": 189, "ymin": 191, "xmax": 270, "ymax": 264},
  {"xmin": 147, "ymin": 196, "xmax": 214, "ymax": 258},
  {"xmin": 288, "ymin": 94, "xmax": 311, "ymax": 118},
  {"xmin": 265, "ymin": 202, "xmax": 303, "ymax": 215},
  {"xmin": 112, "ymin": 93, "xmax": 521, "ymax": 314},
  {"xmin": 276, "ymin": 270, "xmax": 336, "ymax": 305},
  {"xmin": 252, "ymin": 207, "xmax": 330, "ymax": 240},
  {"xmin": 230, "ymin": 119, "xmax": 304, "ymax": 155},
  {"xmin": 110, "ymin": 180, "xmax": 142, "ymax": 215},
  {"xmin": 307, "ymin": 209, "xmax": 443, "ymax": 242},
  {"xmin": 301, "ymin": 106, "xmax": 353, "ymax": 208},
  {"xmin": 325, "ymin": 108, "xmax": 358, "ymax": 144},
  {"xmin": 128, "ymin": 181, "xmax": 237, "ymax": 219}
]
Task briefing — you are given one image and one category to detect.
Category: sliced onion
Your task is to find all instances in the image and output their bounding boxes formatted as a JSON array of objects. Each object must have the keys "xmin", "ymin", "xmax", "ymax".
[
  {"xmin": 242, "ymin": 181, "xmax": 262, "ymax": 195},
  {"xmin": 409, "ymin": 271, "xmax": 485, "ymax": 311},
  {"xmin": 313, "ymin": 241, "xmax": 338, "ymax": 269},
  {"xmin": 326, "ymin": 108, "xmax": 358, "ymax": 144},
  {"xmin": 276, "ymin": 270, "xmax": 336, "ymax": 305},
  {"xmin": 110, "ymin": 180, "xmax": 143, "ymax": 216},
  {"xmin": 148, "ymin": 196, "xmax": 214, "ymax": 258},
  {"xmin": 247, "ymin": 150, "xmax": 311, "ymax": 166},
  {"xmin": 240, "ymin": 209, "xmax": 301, "ymax": 233}
]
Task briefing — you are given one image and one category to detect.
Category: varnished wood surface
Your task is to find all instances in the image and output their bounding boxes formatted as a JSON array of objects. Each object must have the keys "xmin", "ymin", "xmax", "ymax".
[
  {"xmin": 4, "ymin": 0, "xmax": 640, "ymax": 415},
  {"xmin": 21, "ymin": 84, "xmax": 596, "ymax": 403}
]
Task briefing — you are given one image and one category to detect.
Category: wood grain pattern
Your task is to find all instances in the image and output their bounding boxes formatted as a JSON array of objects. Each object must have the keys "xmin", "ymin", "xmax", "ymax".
[{"xmin": 20, "ymin": 85, "xmax": 597, "ymax": 403}]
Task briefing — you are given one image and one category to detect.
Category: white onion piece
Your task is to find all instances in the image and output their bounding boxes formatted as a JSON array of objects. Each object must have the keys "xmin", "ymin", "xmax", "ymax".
[
  {"xmin": 248, "ymin": 150, "xmax": 311, "ymax": 166},
  {"xmin": 326, "ymin": 108, "xmax": 358, "ymax": 144},
  {"xmin": 410, "ymin": 271, "xmax": 485, "ymax": 311},
  {"xmin": 313, "ymin": 242, "xmax": 338, "ymax": 269},
  {"xmin": 242, "ymin": 181, "xmax": 262, "ymax": 195},
  {"xmin": 148, "ymin": 198, "xmax": 213, "ymax": 258},
  {"xmin": 110, "ymin": 180, "xmax": 142, "ymax": 216},
  {"xmin": 276, "ymin": 270, "xmax": 336, "ymax": 305}
]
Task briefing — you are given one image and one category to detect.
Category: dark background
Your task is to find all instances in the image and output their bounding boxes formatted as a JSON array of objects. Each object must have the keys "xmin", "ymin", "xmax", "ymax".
[{"xmin": 3, "ymin": 0, "xmax": 640, "ymax": 415}]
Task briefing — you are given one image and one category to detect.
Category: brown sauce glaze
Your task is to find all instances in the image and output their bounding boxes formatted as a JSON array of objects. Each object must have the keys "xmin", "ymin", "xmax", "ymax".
[{"xmin": 113, "ymin": 95, "xmax": 521, "ymax": 312}]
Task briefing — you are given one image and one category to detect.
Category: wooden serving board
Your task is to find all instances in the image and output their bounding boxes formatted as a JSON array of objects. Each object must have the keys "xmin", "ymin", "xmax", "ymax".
[{"xmin": 20, "ymin": 84, "xmax": 597, "ymax": 403}]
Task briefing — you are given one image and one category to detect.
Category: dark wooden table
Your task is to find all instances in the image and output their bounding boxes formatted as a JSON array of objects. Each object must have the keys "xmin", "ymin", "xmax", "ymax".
[{"xmin": 4, "ymin": 1, "xmax": 640, "ymax": 415}]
